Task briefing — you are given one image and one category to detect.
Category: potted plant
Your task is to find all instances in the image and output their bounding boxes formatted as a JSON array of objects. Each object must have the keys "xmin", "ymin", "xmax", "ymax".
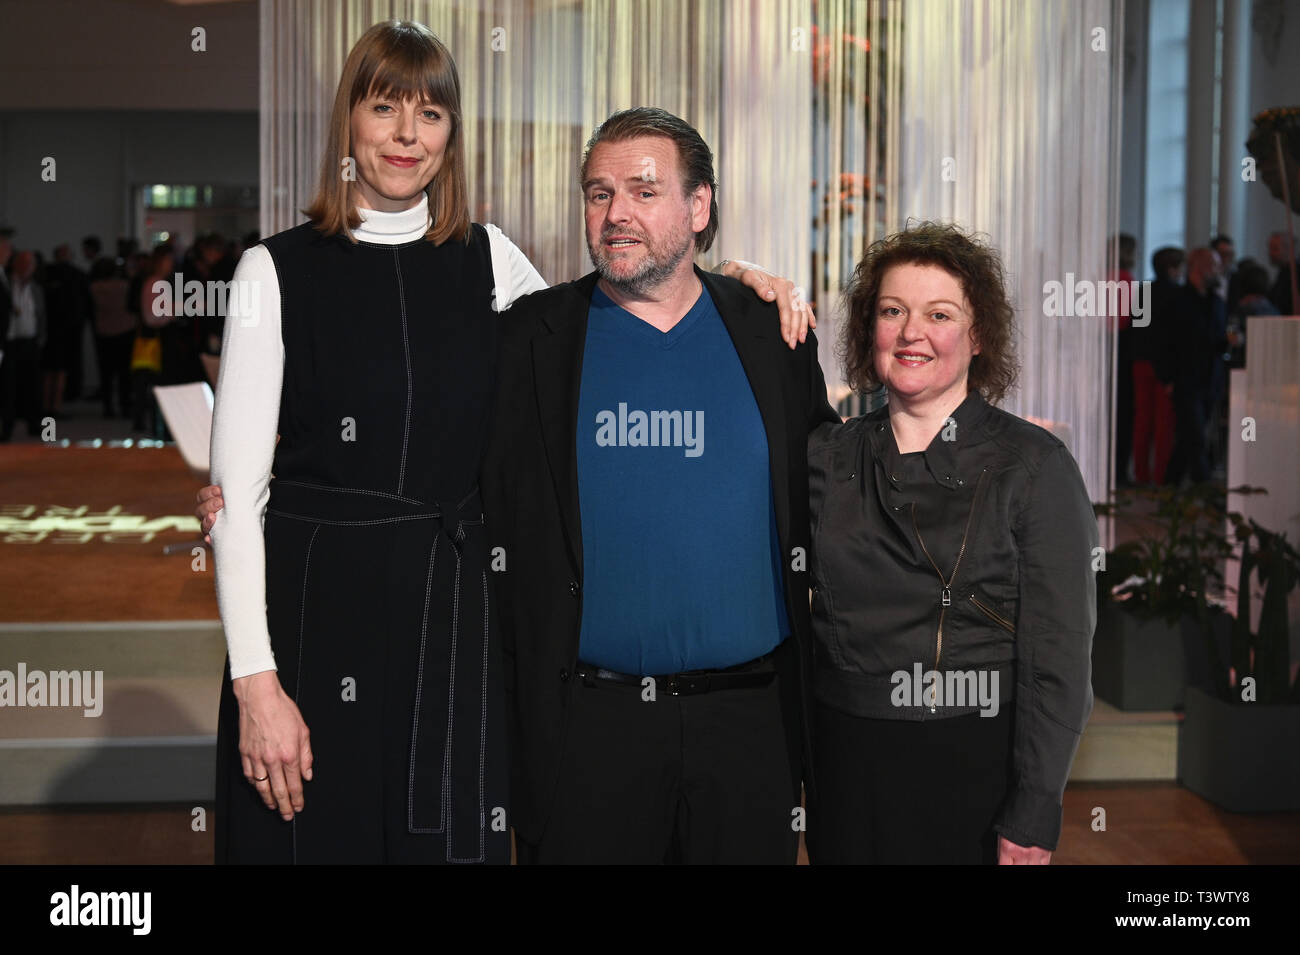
[
  {"xmin": 1178, "ymin": 507, "xmax": 1300, "ymax": 812},
  {"xmin": 1092, "ymin": 484, "xmax": 1233, "ymax": 711}
]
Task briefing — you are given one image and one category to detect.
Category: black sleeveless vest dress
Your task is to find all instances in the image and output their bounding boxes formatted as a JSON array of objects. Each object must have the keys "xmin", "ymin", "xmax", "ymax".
[{"xmin": 213, "ymin": 221, "xmax": 509, "ymax": 864}]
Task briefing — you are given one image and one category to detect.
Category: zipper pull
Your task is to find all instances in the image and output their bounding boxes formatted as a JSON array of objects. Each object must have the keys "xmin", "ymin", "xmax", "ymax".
[{"xmin": 941, "ymin": 587, "xmax": 951, "ymax": 607}]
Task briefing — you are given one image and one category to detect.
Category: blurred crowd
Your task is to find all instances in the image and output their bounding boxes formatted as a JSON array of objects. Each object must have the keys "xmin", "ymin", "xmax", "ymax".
[
  {"xmin": 1113, "ymin": 229, "xmax": 1296, "ymax": 488},
  {"xmin": 0, "ymin": 227, "xmax": 258, "ymax": 442},
  {"xmin": 3, "ymin": 219, "xmax": 1296, "ymax": 470}
]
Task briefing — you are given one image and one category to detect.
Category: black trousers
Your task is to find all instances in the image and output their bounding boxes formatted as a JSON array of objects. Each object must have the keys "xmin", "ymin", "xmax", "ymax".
[
  {"xmin": 517, "ymin": 664, "xmax": 799, "ymax": 864},
  {"xmin": 1166, "ymin": 388, "xmax": 1210, "ymax": 484},
  {"xmin": 95, "ymin": 331, "xmax": 134, "ymax": 415},
  {"xmin": 808, "ymin": 701, "xmax": 1014, "ymax": 865},
  {"xmin": 0, "ymin": 338, "xmax": 42, "ymax": 439}
]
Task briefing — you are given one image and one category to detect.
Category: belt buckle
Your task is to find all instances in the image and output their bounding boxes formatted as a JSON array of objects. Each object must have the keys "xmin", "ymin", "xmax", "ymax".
[{"xmin": 665, "ymin": 673, "xmax": 709, "ymax": 696}]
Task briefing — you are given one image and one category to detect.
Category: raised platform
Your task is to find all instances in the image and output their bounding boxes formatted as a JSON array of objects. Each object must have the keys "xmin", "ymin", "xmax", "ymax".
[
  {"xmin": 1, "ymin": 443, "xmax": 224, "ymax": 806},
  {"xmin": 1071, "ymin": 699, "xmax": 1179, "ymax": 782},
  {"xmin": 0, "ymin": 621, "xmax": 224, "ymax": 806}
]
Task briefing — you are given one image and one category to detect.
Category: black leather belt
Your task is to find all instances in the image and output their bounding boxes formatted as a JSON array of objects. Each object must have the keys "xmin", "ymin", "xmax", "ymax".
[{"xmin": 576, "ymin": 648, "xmax": 777, "ymax": 696}]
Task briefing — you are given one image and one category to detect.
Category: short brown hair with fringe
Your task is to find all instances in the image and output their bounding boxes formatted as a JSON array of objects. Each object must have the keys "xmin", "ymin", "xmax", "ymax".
[
  {"xmin": 838, "ymin": 221, "xmax": 1018, "ymax": 403},
  {"xmin": 303, "ymin": 20, "xmax": 469, "ymax": 245}
]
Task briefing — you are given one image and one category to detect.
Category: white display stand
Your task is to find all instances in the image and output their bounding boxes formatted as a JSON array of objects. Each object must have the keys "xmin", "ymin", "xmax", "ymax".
[
  {"xmin": 152, "ymin": 381, "xmax": 214, "ymax": 557},
  {"xmin": 1228, "ymin": 315, "xmax": 1300, "ymax": 654}
]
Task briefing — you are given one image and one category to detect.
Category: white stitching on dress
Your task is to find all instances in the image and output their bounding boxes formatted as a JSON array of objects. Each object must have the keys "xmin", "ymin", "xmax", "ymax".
[
  {"xmin": 452, "ymin": 569, "xmax": 489, "ymax": 864},
  {"xmin": 291, "ymin": 522, "xmax": 320, "ymax": 865},
  {"xmin": 268, "ymin": 510, "xmax": 436, "ymax": 527},
  {"xmin": 407, "ymin": 534, "xmax": 444, "ymax": 835},
  {"xmin": 392, "ymin": 247, "xmax": 413, "ymax": 495},
  {"xmin": 448, "ymin": 526, "xmax": 490, "ymax": 864},
  {"xmin": 274, "ymin": 479, "xmax": 424, "ymax": 505},
  {"xmin": 440, "ymin": 525, "xmax": 463, "ymax": 860}
]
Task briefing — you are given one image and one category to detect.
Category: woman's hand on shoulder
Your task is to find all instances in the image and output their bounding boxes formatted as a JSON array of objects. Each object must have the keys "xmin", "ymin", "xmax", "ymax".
[
  {"xmin": 719, "ymin": 259, "xmax": 815, "ymax": 349},
  {"xmin": 196, "ymin": 484, "xmax": 224, "ymax": 543}
]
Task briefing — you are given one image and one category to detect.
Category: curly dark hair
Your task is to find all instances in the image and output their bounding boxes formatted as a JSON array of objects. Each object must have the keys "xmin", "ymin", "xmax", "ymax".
[{"xmin": 837, "ymin": 221, "xmax": 1019, "ymax": 403}]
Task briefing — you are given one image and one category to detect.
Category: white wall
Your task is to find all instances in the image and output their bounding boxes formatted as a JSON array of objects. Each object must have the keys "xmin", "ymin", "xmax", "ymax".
[
  {"xmin": 1144, "ymin": 0, "xmax": 1189, "ymax": 271},
  {"xmin": 0, "ymin": 0, "xmax": 257, "ymax": 112},
  {"xmin": 0, "ymin": 0, "xmax": 259, "ymax": 257},
  {"xmin": 1240, "ymin": 0, "xmax": 1300, "ymax": 273},
  {"xmin": 1120, "ymin": 0, "xmax": 1150, "ymax": 266}
]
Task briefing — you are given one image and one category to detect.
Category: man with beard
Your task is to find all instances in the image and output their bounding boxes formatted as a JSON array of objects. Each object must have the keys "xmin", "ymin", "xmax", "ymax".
[{"xmin": 483, "ymin": 107, "xmax": 838, "ymax": 863}]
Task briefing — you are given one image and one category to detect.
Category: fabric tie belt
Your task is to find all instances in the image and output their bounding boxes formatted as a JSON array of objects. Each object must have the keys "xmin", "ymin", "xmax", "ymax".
[{"xmin": 267, "ymin": 479, "xmax": 490, "ymax": 862}]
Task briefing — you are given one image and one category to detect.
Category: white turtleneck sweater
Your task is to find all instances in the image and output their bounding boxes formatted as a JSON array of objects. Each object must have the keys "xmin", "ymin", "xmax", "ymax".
[{"xmin": 209, "ymin": 195, "xmax": 547, "ymax": 680}]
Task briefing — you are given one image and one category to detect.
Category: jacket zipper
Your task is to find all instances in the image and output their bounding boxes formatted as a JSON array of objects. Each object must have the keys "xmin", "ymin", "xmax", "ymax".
[
  {"xmin": 910, "ymin": 467, "xmax": 988, "ymax": 676},
  {"xmin": 970, "ymin": 593, "xmax": 1016, "ymax": 633}
]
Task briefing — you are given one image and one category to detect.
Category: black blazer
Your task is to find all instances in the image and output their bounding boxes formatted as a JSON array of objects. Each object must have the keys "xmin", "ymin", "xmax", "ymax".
[{"xmin": 482, "ymin": 266, "xmax": 840, "ymax": 843}]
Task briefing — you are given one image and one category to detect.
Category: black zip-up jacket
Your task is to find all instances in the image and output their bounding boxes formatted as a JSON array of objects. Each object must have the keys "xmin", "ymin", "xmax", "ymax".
[{"xmin": 807, "ymin": 390, "xmax": 1097, "ymax": 850}]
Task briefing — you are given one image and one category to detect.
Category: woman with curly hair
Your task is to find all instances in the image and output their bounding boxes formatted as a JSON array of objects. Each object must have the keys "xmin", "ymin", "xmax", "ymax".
[{"xmin": 806, "ymin": 222, "xmax": 1097, "ymax": 864}]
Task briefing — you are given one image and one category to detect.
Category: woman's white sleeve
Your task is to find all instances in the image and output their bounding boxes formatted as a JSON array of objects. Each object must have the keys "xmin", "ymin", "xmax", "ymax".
[
  {"xmin": 483, "ymin": 223, "xmax": 548, "ymax": 310},
  {"xmin": 208, "ymin": 245, "xmax": 283, "ymax": 679}
]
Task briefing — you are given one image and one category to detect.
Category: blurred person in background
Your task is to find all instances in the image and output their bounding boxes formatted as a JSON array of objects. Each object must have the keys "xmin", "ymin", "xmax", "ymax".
[
  {"xmin": 1131, "ymin": 246, "xmax": 1182, "ymax": 486},
  {"xmin": 116, "ymin": 237, "xmax": 139, "ymax": 270},
  {"xmin": 1226, "ymin": 259, "xmax": 1279, "ymax": 369},
  {"xmin": 82, "ymin": 235, "xmax": 107, "ymax": 272},
  {"xmin": 1210, "ymin": 234, "xmax": 1237, "ymax": 313},
  {"xmin": 1267, "ymin": 230, "xmax": 1297, "ymax": 315},
  {"xmin": 41, "ymin": 243, "xmax": 90, "ymax": 419},
  {"xmin": 131, "ymin": 244, "xmax": 176, "ymax": 436},
  {"xmin": 1110, "ymin": 233, "xmax": 1137, "ymax": 486},
  {"xmin": 81, "ymin": 235, "xmax": 111, "ymax": 401},
  {"xmin": 90, "ymin": 257, "xmax": 135, "ymax": 418},
  {"xmin": 1, "ymin": 250, "xmax": 46, "ymax": 441},
  {"xmin": 184, "ymin": 233, "xmax": 233, "ymax": 358},
  {"xmin": 1165, "ymin": 247, "xmax": 1226, "ymax": 484},
  {"xmin": 0, "ymin": 228, "xmax": 13, "ymax": 349}
]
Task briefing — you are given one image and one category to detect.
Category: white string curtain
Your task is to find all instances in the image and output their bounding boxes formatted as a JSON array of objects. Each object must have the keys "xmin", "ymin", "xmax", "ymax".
[
  {"xmin": 897, "ymin": 0, "xmax": 1124, "ymax": 505},
  {"xmin": 260, "ymin": 0, "xmax": 811, "ymax": 289},
  {"xmin": 810, "ymin": 0, "xmax": 901, "ymax": 407}
]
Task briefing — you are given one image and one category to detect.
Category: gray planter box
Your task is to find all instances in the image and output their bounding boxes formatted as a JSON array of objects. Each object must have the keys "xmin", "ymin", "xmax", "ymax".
[
  {"xmin": 1178, "ymin": 685, "xmax": 1300, "ymax": 812},
  {"xmin": 1092, "ymin": 604, "xmax": 1231, "ymax": 711},
  {"xmin": 1092, "ymin": 604, "xmax": 1188, "ymax": 710}
]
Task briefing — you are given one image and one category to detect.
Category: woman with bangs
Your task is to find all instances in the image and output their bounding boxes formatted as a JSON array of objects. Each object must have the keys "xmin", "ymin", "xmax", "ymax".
[{"xmin": 204, "ymin": 19, "xmax": 808, "ymax": 864}]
